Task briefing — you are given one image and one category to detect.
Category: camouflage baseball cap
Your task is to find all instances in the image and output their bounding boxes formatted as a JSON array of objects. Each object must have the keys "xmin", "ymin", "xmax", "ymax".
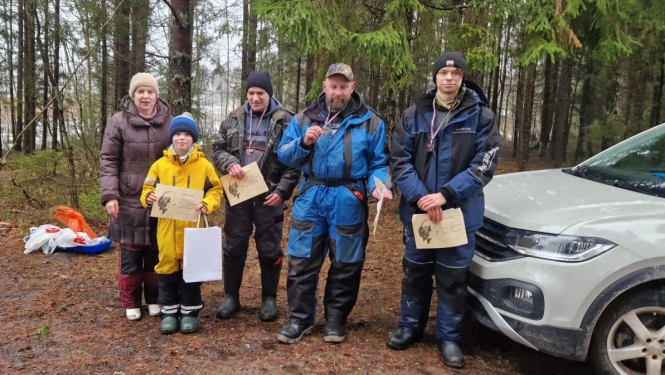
[{"xmin": 325, "ymin": 63, "xmax": 354, "ymax": 82}]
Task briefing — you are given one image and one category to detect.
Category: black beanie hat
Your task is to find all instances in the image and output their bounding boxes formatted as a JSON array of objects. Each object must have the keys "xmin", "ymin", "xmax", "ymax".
[
  {"xmin": 246, "ymin": 71, "xmax": 273, "ymax": 97},
  {"xmin": 169, "ymin": 112, "xmax": 199, "ymax": 143},
  {"xmin": 432, "ymin": 51, "xmax": 467, "ymax": 83}
]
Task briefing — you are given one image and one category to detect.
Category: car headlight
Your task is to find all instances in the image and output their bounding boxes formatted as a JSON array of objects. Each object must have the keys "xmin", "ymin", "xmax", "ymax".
[{"xmin": 504, "ymin": 230, "xmax": 616, "ymax": 262}]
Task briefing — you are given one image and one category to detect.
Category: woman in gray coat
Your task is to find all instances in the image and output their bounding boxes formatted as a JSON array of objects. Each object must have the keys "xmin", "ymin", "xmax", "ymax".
[{"xmin": 100, "ymin": 73, "xmax": 173, "ymax": 321}]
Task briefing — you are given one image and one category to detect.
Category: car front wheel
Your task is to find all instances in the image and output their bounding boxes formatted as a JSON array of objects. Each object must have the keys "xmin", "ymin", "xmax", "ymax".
[{"xmin": 589, "ymin": 289, "xmax": 665, "ymax": 375}]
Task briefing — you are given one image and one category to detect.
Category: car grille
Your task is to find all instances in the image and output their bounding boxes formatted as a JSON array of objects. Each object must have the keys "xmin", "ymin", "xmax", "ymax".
[{"xmin": 475, "ymin": 218, "xmax": 523, "ymax": 262}]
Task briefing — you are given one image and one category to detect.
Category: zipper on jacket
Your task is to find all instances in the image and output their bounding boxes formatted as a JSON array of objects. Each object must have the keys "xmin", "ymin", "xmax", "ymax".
[
  {"xmin": 172, "ymin": 175, "xmax": 176, "ymax": 186},
  {"xmin": 187, "ymin": 175, "xmax": 191, "ymax": 189}
]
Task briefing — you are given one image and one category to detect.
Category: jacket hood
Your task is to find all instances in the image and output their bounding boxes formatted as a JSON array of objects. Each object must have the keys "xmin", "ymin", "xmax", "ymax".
[
  {"xmin": 415, "ymin": 79, "xmax": 489, "ymax": 114},
  {"xmin": 244, "ymin": 96, "xmax": 283, "ymax": 117},
  {"xmin": 163, "ymin": 143, "xmax": 205, "ymax": 164},
  {"xmin": 304, "ymin": 90, "xmax": 367, "ymax": 121}
]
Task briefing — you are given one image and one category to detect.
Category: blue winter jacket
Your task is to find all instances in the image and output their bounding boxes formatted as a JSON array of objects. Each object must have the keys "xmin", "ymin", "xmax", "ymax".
[
  {"xmin": 277, "ymin": 91, "xmax": 390, "ymax": 200},
  {"xmin": 390, "ymin": 81, "xmax": 500, "ymax": 231}
]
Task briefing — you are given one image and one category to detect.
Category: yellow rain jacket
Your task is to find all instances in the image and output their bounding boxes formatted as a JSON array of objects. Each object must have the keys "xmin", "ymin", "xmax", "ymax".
[{"xmin": 141, "ymin": 144, "xmax": 223, "ymax": 275}]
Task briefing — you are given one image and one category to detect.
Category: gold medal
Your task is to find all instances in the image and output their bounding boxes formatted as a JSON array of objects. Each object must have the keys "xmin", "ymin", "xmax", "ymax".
[{"xmin": 321, "ymin": 127, "xmax": 331, "ymax": 136}]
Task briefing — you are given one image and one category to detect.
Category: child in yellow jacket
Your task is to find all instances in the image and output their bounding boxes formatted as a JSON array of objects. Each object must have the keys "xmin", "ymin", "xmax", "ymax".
[{"xmin": 141, "ymin": 112, "xmax": 223, "ymax": 334}]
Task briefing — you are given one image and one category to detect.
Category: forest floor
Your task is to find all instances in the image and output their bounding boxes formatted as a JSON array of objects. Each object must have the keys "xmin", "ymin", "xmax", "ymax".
[{"xmin": 0, "ymin": 153, "xmax": 596, "ymax": 375}]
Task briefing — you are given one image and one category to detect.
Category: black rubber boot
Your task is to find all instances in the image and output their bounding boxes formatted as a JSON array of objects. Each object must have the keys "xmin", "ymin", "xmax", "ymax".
[
  {"xmin": 258, "ymin": 262, "xmax": 281, "ymax": 322},
  {"xmin": 216, "ymin": 262, "xmax": 244, "ymax": 319},
  {"xmin": 440, "ymin": 341, "xmax": 465, "ymax": 369}
]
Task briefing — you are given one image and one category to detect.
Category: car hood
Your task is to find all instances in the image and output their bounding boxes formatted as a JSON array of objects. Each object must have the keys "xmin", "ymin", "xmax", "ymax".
[{"xmin": 484, "ymin": 169, "xmax": 665, "ymax": 234}]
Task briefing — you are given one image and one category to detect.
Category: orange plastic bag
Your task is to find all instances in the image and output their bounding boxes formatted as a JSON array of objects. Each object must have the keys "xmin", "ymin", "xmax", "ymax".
[{"xmin": 54, "ymin": 206, "xmax": 97, "ymax": 239}]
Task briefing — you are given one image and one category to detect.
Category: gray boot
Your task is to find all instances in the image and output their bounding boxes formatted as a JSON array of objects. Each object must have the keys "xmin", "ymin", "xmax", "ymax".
[
  {"xmin": 258, "ymin": 262, "xmax": 282, "ymax": 322},
  {"xmin": 216, "ymin": 262, "xmax": 244, "ymax": 319}
]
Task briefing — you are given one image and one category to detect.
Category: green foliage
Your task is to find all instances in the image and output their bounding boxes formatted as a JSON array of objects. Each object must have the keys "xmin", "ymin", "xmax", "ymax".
[
  {"xmin": 587, "ymin": 112, "xmax": 628, "ymax": 153},
  {"xmin": 7, "ymin": 150, "xmax": 64, "ymax": 180},
  {"xmin": 37, "ymin": 323, "xmax": 50, "ymax": 339},
  {"xmin": 78, "ymin": 189, "xmax": 107, "ymax": 225},
  {"xmin": 0, "ymin": 148, "xmax": 106, "ymax": 229}
]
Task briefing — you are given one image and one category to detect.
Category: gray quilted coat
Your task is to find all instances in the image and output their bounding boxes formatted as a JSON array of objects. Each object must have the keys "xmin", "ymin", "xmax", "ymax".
[{"xmin": 100, "ymin": 97, "xmax": 173, "ymax": 245}]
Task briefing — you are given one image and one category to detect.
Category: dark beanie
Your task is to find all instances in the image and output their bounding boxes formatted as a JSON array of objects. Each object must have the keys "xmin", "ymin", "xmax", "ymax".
[
  {"xmin": 169, "ymin": 112, "xmax": 199, "ymax": 143},
  {"xmin": 246, "ymin": 71, "xmax": 273, "ymax": 97},
  {"xmin": 432, "ymin": 51, "xmax": 467, "ymax": 83}
]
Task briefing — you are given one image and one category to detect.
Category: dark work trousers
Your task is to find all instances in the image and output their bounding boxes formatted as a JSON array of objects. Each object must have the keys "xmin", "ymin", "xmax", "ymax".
[
  {"xmin": 287, "ymin": 234, "xmax": 365, "ymax": 326},
  {"xmin": 222, "ymin": 194, "xmax": 285, "ymax": 268},
  {"xmin": 118, "ymin": 245, "xmax": 159, "ymax": 309},
  {"xmin": 157, "ymin": 271, "xmax": 203, "ymax": 317},
  {"xmin": 397, "ymin": 224, "xmax": 476, "ymax": 344}
]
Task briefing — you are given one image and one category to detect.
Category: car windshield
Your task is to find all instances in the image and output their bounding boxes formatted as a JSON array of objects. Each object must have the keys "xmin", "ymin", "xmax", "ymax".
[{"xmin": 565, "ymin": 124, "xmax": 665, "ymax": 198}]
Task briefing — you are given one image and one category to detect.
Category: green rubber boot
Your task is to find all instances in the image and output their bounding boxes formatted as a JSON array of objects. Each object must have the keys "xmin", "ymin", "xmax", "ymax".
[
  {"xmin": 258, "ymin": 262, "xmax": 282, "ymax": 322},
  {"xmin": 160, "ymin": 316, "xmax": 178, "ymax": 335},
  {"xmin": 216, "ymin": 262, "xmax": 244, "ymax": 319},
  {"xmin": 180, "ymin": 316, "xmax": 199, "ymax": 334}
]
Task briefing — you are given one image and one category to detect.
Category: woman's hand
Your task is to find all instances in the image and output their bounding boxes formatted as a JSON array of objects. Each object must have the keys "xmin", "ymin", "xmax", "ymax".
[{"xmin": 106, "ymin": 199, "xmax": 119, "ymax": 219}]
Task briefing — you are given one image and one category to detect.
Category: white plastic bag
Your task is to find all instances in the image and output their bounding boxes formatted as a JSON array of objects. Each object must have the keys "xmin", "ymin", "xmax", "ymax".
[
  {"xmin": 23, "ymin": 225, "xmax": 62, "ymax": 254},
  {"xmin": 53, "ymin": 228, "xmax": 95, "ymax": 248}
]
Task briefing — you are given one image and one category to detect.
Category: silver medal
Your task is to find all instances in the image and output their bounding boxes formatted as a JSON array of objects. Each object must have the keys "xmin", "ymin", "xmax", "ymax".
[{"xmin": 246, "ymin": 148, "xmax": 254, "ymax": 156}]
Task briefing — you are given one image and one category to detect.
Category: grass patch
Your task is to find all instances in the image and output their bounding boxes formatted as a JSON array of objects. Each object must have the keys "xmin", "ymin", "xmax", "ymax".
[{"xmin": 37, "ymin": 323, "xmax": 50, "ymax": 339}]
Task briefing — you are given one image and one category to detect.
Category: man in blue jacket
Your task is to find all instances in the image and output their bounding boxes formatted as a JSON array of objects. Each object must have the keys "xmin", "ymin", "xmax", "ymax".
[
  {"xmin": 276, "ymin": 63, "xmax": 392, "ymax": 344},
  {"xmin": 388, "ymin": 52, "xmax": 500, "ymax": 368}
]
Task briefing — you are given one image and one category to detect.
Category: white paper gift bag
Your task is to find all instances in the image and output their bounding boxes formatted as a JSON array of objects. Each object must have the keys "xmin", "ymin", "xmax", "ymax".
[{"xmin": 183, "ymin": 213, "xmax": 222, "ymax": 283}]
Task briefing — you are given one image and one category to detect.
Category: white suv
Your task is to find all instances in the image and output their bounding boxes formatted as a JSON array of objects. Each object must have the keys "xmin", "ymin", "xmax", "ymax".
[{"xmin": 468, "ymin": 123, "xmax": 665, "ymax": 375}]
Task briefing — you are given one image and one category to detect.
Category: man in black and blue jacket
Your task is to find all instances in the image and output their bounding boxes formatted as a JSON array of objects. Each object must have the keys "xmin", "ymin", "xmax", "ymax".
[
  {"xmin": 388, "ymin": 52, "xmax": 500, "ymax": 368},
  {"xmin": 212, "ymin": 72, "xmax": 300, "ymax": 323}
]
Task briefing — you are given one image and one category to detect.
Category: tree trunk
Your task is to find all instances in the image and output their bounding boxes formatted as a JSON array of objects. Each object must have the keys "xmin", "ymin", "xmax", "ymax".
[
  {"xmin": 51, "ymin": 0, "xmax": 60, "ymax": 150},
  {"xmin": 575, "ymin": 61, "xmax": 594, "ymax": 160},
  {"xmin": 551, "ymin": 58, "xmax": 574, "ymax": 167},
  {"xmin": 240, "ymin": 0, "xmax": 257, "ymax": 102},
  {"xmin": 114, "ymin": 0, "xmax": 131, "ymax": 105},
  {"xmin": 16, "ymin": 0, "xmax": 24, "ymax": 152},
  {"xmin": 513, "ymin": 65, "xmax": 524, "ymax": 158},
  {"xmin": 5, "ymin": 0, "xmax": 16, "ymax": 146},
  {"xmin": 0, "ymin": 100, "xmax": 3, "ymax": 156},
  {"xmin": 539, "ymin": 58, "xmax": 558, "ymax": 157},
  {"xmin": 651, "ymin": 54, "xmax": 665, "ymax": 128},
  {"xmin": 23, "ymin": 0, "xmax": 36, "ymax": 153},
  {"xmin": 369, "ymin": 63, "xmax": 380, "ymax": 110},
  {"xmin": 294, "ymin": 56, "xmax": 301, "ymax": 111},
  {"xmin": 100, "ymin": 0, "xmax": 108, "ymax": 144},
  {"xmin": 130, "ymin": 0, "xmax": 149, "ymax": 75},
  {"xmin": 305, "ymin": 54, "xmax": 316, "ymax": 102},
  {"xmin": 497, "ymin": 23, "xmax": 511, "ymax": 134},
  {"xmin": 169, "ymin": 0, "xmax": 192, "ymax": 115},
  {"xmin": 517, "ymin": 63, "xmax": 536, "ymax": 171},
  {"xmin": 490, "ymin": 20, "xmax": 503, "ymax": 115},
  {"xmin": 41, "ymin": 0, "xmax": 49, "ymax": 150}
]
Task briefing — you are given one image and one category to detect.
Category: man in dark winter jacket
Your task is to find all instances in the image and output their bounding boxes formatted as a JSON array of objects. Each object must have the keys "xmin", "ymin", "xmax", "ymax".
[
  {"xmin": 387, "ymin": 52, "xmax": 500, "ymax": 369},
  {"xmin": 212, "ymin": 71, "xmax": 300, "ymax": 322},
  {"xmin": 276, "ymin": 63, "xmax": 392, "ymax": 345}
]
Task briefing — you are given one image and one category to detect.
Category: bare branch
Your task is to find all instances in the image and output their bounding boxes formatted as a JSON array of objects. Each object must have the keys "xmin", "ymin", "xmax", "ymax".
[{"xmin": 161, "ymin": 0, "xmax": 182, "ymax": 26}]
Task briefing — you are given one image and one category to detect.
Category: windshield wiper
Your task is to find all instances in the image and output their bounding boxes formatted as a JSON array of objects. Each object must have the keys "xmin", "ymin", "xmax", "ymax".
[{"xmin": 565, "ymin": 166, "xmax": 588, "ymax": 179}]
